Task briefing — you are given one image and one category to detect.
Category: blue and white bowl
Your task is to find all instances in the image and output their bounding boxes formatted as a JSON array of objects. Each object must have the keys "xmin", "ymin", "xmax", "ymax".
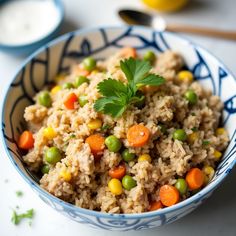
[{"xmin": 1, "ymin": 26, "xmax": 236, "ymax": 231}]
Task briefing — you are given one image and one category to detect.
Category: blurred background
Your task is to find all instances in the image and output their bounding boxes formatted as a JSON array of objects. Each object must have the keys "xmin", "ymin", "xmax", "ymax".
[
  {"xmin": 1, "ymin": 0, "xmax": 236, "ymax": 78},
  {"xmin": 0, "ymin": 0, "xmax": 235, "ymax": 236}
]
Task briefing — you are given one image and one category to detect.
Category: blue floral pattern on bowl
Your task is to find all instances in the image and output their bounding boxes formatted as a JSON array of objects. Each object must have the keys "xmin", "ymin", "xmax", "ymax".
[{"xmin": 1, "ymin": 26, "xmax": 236, "ymax": 231}]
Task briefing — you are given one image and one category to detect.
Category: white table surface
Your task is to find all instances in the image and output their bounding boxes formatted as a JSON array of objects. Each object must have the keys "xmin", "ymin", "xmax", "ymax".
[{"xmin": 0, "ymin": 0, "xmax": 236, "ymax": 235}]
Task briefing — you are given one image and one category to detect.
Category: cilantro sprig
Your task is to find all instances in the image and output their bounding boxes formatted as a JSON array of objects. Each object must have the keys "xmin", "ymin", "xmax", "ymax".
[
  {"xmin": 11, "ymin": 208, "xmax": 34, "ymax": 225},
  {"xmin": 94, "ymin": 58, "xmax": 165, "ymax": 117},
  {"xmin": 15, "ymin": 191, "xmax": 23, "ymax": 197}
]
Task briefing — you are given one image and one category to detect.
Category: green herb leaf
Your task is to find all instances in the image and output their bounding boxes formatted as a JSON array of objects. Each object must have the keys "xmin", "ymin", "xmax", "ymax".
[
  {"xmin": 16, "ymin": 191, "xmax": 23, "ymax": 197},
  {"xmin": 103, "ymin": 102, "xmax": 127, "ymax": 118},
  {"xmin": 101, "ymin": 124, "xmax": 111, "ymax": 131},
  {"xmin": 129, "ymin": 95, "xmax": 144, "ymax": 104},
  {"xmin": 97, "ymin": 78, "xmax": 127, "ymax": 97},
  {"xmin": 11, "ymin": 209, "xmax": 34, "ymax": 225},
  {"xmin": 159, "ymin": 124, "xmax": 167, "ymax": 134},
  {"xmin": 11, "ymin": 210, "xmax": 19, "ymax": 225},
  {"xmin": 120, "ymin": 58, "xmax": 151, "ymax": 85},
  {"xmin": 136, "ymin": 73, "xmax": 165, "ymax": 87},
  {"xmin": 202, "ymin": 140, "xmax": 210, "ymax": 146},
  {"xmin": 94, "ymin": 97, "xmax": 113, "ymax": 112},
  {"xmin": 94, "ymin": 58, "xmax": 165, "ymax": 117},
  {"xmin": 191, "ymin": 127, "xmax": 198, "ymax": 132}
]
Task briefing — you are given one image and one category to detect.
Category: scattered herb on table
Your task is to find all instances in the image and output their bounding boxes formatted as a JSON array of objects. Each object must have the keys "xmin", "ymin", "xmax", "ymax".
[
  {"xmin": 15, "ymin": 191, "xmax": 23, "ymax": 197},
  {"xmin": 94, "ymin": 58, "xmax": 165, "ymax": 117},
  {"xmin": 11, "ymin": 208, "xmax": 34, "ymax": 225}
]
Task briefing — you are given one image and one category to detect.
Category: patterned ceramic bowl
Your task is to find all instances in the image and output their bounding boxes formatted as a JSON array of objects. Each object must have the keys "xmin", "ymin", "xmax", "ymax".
[{"xmin": 1, "ymin": 26, "xmax": 236, "ymax": 231}]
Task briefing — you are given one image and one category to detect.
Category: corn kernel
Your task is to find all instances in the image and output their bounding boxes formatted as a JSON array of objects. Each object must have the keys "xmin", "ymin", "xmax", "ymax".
[
  {"xmin": 43, "ymin": 127, "xmax": 57, "ymax": 139},
  {"xmin": 203, "ymin": 166, "xmax": 215, "ymax": 184},
  {"xmin": 87, "ymin": 119, "xmax": 102, "ymax": 130},
  {"xmin": 177, "ymin": 70, "xmax": 194, "ymax": 83},
  {"xmin": 203, "ymin": 166, "xmax": 215, "ymax": 176},
  {"xmin": 188, "ymin": 132, "xmax": 199, "ymax": 144},
  {"xmin": 91, "ymin": 69, "xmax": 99, "ymax": 75},
  {"xmin": 51, "ymin": 85, "xmax": 61, "ymax": 95},
  {"xmin": 213, "ymin": 150, "xmax": 222, "ymax": 160},
  {"xmin": 138, "ymin": 154, "xmax": 152, "ymax": 163},
  {"xmin": 108, "ymin": 178, "xmax": 123, "ymax": 195},
  {"xmin": 216, "ymin": 128, "xmax": 225, "ymax": 135},
  {"xmin": 59, "ymin": 169, "xmax": 72, "ymax": 182}
]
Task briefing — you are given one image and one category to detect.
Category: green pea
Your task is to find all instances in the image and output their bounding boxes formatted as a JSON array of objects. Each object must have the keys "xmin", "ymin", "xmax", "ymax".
[
  {"xmin": 79, "ymin": 95, "xmax": 88, "ymax": 107},
  {"xmin": 41, "ymin": 164, "xmax": 50, "ymax": 174},
  {"xmin": 175, "ymin": 178, "xmax": 188, "ymax": 195},
  {"xmin": 45, "ymin": 147, "xmax": 61, "ymax": 164},
  {"xmin": 105, "ymin": 135, "xmax": 122, "ymax": 152},
  {"xmin": 82, "ymin": 57, "xmax": 96, "ymax": 71},
  {"xmin": 173, "ymin": 129, "xmax": 187, "ymax": 141},
  {"xmin": 122, "ymin": 149, "xmax": 135, "ymax": 162},
  {"xmin": 74, "ymin": 76, "xmax": 89, "ymax": 88},
  {"xmin": 38, "ymin": 91, "xmax": 52, "ymax": 108},
  {"xmin": 184, "ymin": 90, "xmax": 198, "ymax": 105},
  {"xmin": 122, "ymin": 175, "xmax": 137, "ymax": 190},
  {"xmin": 62, "ymin": 82, "xmax": 74, "ymax": 89},
  {"xmin": 143, "ymin": 50, "xmax": 156, "ymax": 63}
]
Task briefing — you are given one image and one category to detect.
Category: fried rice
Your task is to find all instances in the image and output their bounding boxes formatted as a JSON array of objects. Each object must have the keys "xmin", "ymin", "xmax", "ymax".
[{"xmin": 21, "ymin": 48, "xmax": 229, "ymax": 214}]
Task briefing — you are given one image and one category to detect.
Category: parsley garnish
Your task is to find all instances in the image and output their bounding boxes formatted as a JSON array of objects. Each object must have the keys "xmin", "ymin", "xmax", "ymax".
[
  {"xmin": 202, "ymin": 140, "xmax": 210, "ymax": 146},
  {"xmin": 94, "ymin": 58, "xmax": 165, "ymax": 117},
  {"xmin": 101, "ymin": 124, "xmax": 111, "ymax": 131},
  {"xmin": 191, "ymin": 127, "xmax": 198, "ymax": 132},
  {"xmin": 11, "ymin": 209, "xmax": 34, "ymax": 225},
  {"xmin": 16, "ymin": 191, "xmax": 23, "ymax": 197}
]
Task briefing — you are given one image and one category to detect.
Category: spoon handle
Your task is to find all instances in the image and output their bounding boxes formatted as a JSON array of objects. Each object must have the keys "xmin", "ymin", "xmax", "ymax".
[{"xmin": 166, "ymin": 24, "xmax": 236, "ymax": 40}]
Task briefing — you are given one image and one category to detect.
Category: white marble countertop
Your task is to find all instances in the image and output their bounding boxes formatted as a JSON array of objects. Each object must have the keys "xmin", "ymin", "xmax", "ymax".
[{"xmin": 0, "ymin": 0, "xmax": 235, "ymax": 235}]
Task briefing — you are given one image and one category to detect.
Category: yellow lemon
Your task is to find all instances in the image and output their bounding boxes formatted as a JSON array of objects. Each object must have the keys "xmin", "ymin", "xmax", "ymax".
[{"xmin": 142, "ymin": 0, "xmax": 188, "ymax": 12}]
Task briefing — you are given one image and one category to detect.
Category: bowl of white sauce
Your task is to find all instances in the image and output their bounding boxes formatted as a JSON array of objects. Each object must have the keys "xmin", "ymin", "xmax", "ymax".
[{"xmin": 0, "ymin": 0, "xmax": 64, "ymax": 54}]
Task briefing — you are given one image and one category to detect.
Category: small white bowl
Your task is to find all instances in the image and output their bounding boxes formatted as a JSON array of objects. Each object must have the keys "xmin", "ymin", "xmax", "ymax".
[{"xmin": 0, "ymin": 0, "xmax": 64, "ymax": 55}]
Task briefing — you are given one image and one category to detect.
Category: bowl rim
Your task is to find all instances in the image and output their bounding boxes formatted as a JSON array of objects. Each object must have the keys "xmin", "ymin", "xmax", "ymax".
[
  {"xmin": 1, "ymin": 25, "xmax": 236, "ymax": 219},
  {"xmin": 0, "ymin": 0, "xmax": 64, "ymax": 49}
]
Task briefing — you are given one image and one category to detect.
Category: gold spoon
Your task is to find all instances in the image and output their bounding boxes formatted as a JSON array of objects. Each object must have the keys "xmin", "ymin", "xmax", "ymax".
[{"xmin": 118, "ymin": 9, "xmax": 236, "ymax": 41}]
